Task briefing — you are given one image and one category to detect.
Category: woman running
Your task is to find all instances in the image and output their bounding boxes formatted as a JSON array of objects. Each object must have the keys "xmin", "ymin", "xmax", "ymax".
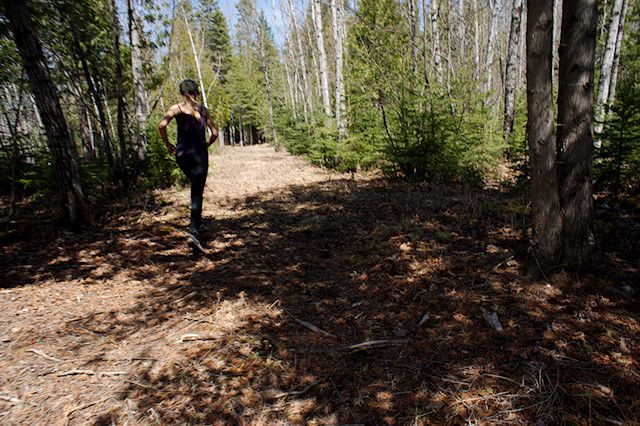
[{"xmin": 158, "ymin": 79, "xmax": 218, "ymax": 252}]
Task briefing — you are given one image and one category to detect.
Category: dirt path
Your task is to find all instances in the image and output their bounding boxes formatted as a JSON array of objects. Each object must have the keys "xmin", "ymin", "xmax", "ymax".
[{"xmin": 1, "ymin": 145, "xmax": 638, "ymax": 425}]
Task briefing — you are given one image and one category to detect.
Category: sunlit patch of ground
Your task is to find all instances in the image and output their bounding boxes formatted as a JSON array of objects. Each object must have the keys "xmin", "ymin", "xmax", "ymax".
[{"xmin": 0, "ymin": 144, "xmax": 638, "ymax": 424}]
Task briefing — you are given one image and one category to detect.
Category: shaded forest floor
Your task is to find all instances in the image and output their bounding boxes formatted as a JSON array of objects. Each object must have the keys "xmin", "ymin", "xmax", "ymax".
[{"xmin": 1, "ymin": 145, "xmax": 638, "ymax": 425}]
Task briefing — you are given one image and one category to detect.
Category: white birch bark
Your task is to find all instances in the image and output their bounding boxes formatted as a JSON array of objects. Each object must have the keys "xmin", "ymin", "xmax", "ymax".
[
  {"xmin": 307, "ymin": 19, "xmax": 322, "ymax": 99},
  {"xmin": 313, "ymin": 0, "xmax": 332, "ymax": 116},
  {"xmin": 552, "ymin": 0, "xmax": 562, "ymax": 88},
  {"xmin": 503, "ymin": 0, "xmax": 524, "ymax": 138},
  {"xmin": 288, "ymin": 0, "xmax": 313, "ymax": 117},
  {"xmin": 473, "ymin": 0, "xmax": 480, "ymax": 77},
  {"xmin": 127, "ymin": 0, "xmax": 148, "ymax": 160},
  {"xmin": 283, "ymin": 51, "xmax": 298, "ymax": 119},
  {"xmin": 607, "ymin": 0, "xmax": 628, "ymax": 108},
  {"xmin": 430, "ymin": 0, "xmax": 443, "ymax": 83},
  {"xmin": 331, "ymin": 0, "xmax": 347, "ymax": 139},
  {"xmin": 482, "ymin": 0, "xmax": 498, "ymax": 95},
  {"xmin": 457, "ymin": 0, "xmax": 465, "ymax": 65},
  {"xmin": 594, "ymin": 0, "xmax": 625, "ymax": 137},
  {"xmin": 180, "ymin": 4, "xmax": 208, "ymax": 109}
]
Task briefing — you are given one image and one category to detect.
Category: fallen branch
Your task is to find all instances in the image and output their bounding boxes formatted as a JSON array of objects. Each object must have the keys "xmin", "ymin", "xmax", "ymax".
[
  {"xmin": 65, "ymin": 396, "xmax": 111, "ymax": 419},
  {"xmin": 274, "ymin": 380, "xmax": 321, "ymax": 399},
  {"xmin": 0, "ymin": 395, "xmax": 20, "ymax": 404},
  {"xmin": 292, "ymin": 339, "xmax": 408, "ymax": 353},
  {"xmin": 295, "ymin": 319, "xmax": 336, "ymax": 338},
  {"xmin": 176, "ymin": 333, "xmax": 220, "ymax": 343},
  {"xmin": 27, "ymin": 349, "xmax": 62, "ymax": 362},
  {"xmin": 123, "ymin": 379, "xmax": 158, "ymax": 391},
  {"xmin": 172, "ymin": 291, "xmax": 197, "ymax": 305},
  {"xmin": 57, "ymin": 370, "xmax": 127, "ymax": 377}
]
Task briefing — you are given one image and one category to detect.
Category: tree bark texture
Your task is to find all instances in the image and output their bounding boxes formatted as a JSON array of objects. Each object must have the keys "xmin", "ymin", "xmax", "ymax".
[
  {"xmin": 4, "ymin": 0, "xmax": 90, "ymax": 227},
  {"xmin": 594, "ymin": 0, "xmax": 625, "ymax": 136},
  {"xmin": 331, "ymin": 0, "xmax": 347, "ymax": 139},
  {"xmin": 483, "ymin": 0, "xmax": 498, "ymax": 95},
  {"xmin": 128, "ymin": 0, "xmax": 149, "ymax": 160},
  {"xmin": 503, "ymin": 0, "xmax": 524, "ymax": 138},
  {"xmin": 526, "ymin": 0, "xmax": 562, "ymax": 266},
  {"xmin": 430, "ymin": 0, "xmax": 443, "ymax": 83},
  {"xmin": 556, "ymin": 0, "xmax": 597, "ymax": 267}
]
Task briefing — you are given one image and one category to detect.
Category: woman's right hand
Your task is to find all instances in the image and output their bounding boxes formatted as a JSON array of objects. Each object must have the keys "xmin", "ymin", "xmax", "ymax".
[{"xmin": 166, "ymin": 143, "xmax": 176, "ymax": 155}]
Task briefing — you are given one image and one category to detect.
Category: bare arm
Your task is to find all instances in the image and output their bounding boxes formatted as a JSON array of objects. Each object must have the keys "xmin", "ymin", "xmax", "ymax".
[
  {"xmin": 158, "ymin": 105, "xmax": 180, "ymax": 155},
  {"xmin": 204, "ymin": 107, "xmax": 219, "ymax": 147}
]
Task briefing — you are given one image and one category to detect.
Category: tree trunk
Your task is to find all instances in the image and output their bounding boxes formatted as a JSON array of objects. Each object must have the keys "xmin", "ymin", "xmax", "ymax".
[
  {"xmin": 331, "ymin": 0, "xmax": 347, "ymax": 140},
  {"xmin": 594, "ymin": 0, "xmax": 625, "ymax": 137},
  {"xmin": 473, "ymin": 0, "xmax": 480, "ymax": 78},
  {"xmin": 181, "ymin": 4, "xmax": 208, "ymax": 109},
  {"xmin": 526, "ymin": 0, "xmax": 562, "ymax": 267},
  {"xmin": 312, "ymin": 0, "xmax": 332, "ymax": 116},
  {"xmin": 409, "ymin": 0, "xmax": 419, "ymax": 75},
  {"xmin": 257, "ymin": 23, "xmax": 279, "ymax": 150},
  {"xmin": 556, "ymin": 0, "xmax": 597, "ymax": 268},
  {"xmin": 128, "ymin": 0, "xmax": 148, "ymax": 161},
  {"xmin": 283, "ymin": 53, "xmax": 298, "ymax": 119},
  {"xmin": 551, "ymin": 0, "xmax": 562, "ymax": 89},
  {"xmin": 503, "ymin": 0, "xmax": 524, "ymax": 138},
  {"xmin": 69, "ymin": 23, "xmax": 114, "ymax": 171},
  {"xmin": 607, "ymin": 0, "xmax": 628, "ymax": 108},
  {"xmin": 4, "ymin": 0, "xmax": 90, "ymax": 227},
  {"xmin": 483, "ymin": 0, "xmax": 498, "ymax": 95},
  {"xmin": 108, "ymin": 0, "xmax": 128, "ymax": 182},
  {"xmin": 288, "ymin": 0, "xmax": 313, "ymax": 117},
  {"xmin": 78, "ymin": 100, "xmax": 96, "ymax": 162},
  {"xmin": 457, "ymin": 0, "xmax": 466, "ymax": 66},
  {"xmin": 422, "ymin": 0, "xmax": 430, "ymax": 86},
  {"xmin": 430, "ymin": 0, "xmax": 443, "ymax": 83}
]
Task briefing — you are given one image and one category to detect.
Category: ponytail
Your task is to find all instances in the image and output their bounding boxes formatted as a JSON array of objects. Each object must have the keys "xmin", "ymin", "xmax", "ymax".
[
  {"xmin": 179, "ymin": 78, "xmax": 201, "ymax": 121},
  {"xmin": 185, "ymin": 93, "xmax": 201, "ymax": 121}
]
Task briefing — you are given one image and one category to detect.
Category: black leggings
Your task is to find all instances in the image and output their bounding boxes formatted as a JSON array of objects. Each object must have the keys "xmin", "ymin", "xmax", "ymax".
[{"xmin": 176, "ymin": 151, "xmax": 208, "ymax": 235}]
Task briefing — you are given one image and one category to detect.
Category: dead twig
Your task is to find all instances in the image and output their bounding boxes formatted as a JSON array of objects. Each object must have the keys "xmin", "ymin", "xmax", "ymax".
[
  {"xmin": 295, "ymin": 319, "xmax": 336, "ymax": 338},
  {"xmin": 65, "ymin": 396, "xmax": 111, "ymax": 420},
  {"xmin": 274, "ymin": 380, "xmax": 321, "ymax": 399},
  {"xmin": 27, "ymin": 349, "xmax": 63, "ymax": 362},
  {"xmin": 292, "ymin": 339, "xmax": 408, "ymax": 353},
  {"xmin": 123, "ymin": 379, "xmax": 158, "ymax": 391},
  {"xmin": 176, "ymin": 333, "xmax": 220, "ymax": 343},
  {"xmin": 0, "ymin": 395, "xmax": 21, "ymax": 404},
  {"xmin": 172, "ymin": 291, "xmax": 197, "ymax": 305},
  {"xmin": 57, "ymin": 369, "xmax": 128, "ymax": 377}
]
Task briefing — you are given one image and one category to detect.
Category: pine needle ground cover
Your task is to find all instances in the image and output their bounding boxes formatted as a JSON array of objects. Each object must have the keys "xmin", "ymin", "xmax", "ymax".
[{"xmin": 0, "ymin": 145, "xmax": 638, "ymax": 424}]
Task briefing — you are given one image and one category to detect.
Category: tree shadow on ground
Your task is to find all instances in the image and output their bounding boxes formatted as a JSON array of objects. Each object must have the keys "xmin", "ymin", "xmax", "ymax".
[{"xmin": 3, "ymin": 178, "xmax": 639, "ymax": 424}]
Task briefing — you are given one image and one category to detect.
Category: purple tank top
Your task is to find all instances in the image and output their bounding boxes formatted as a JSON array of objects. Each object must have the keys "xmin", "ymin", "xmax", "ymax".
[{"xmin": 175, "ymin": 106, "xmax": 207, "ymax": 156}]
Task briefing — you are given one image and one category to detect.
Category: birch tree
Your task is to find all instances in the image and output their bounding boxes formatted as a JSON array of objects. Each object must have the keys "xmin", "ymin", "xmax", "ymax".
[
  {"xmin": 312, "ymin": 0, "xmax": 332, "ymax": 116},
  {"xmin": 128, "ymin": 0, "xmax": 149, "ymax": 160},
  {"xmin": 180, "ymin": 3, "xmax": 209, "ymax": 108},
  {"xmin": 606, "ymin": 0, "xmax": 628, "ymax": 108},
  {"xmin": 331, "ymin": 0, "xmax": 347, "ymax": 139},
  {"xmin": 595, "ymin": 0, "xmax": 626, "ymax": 137},
  {"xmin": 503, "ymin": 0, "xmax": 524, "ymax": 138},
  {"xmin": 482, "ymin": 0, "xmax": 498, "ymax": 96},
  {"xmin": 288, "ymin": 0, "xmax": 313, "ymax": 117},
  {"xmin": 430, "ymin": 0, "xmax": 443, "ymax": 83}
]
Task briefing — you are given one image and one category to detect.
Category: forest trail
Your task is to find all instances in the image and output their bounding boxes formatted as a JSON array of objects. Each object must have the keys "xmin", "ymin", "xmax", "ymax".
[{"xmin": 1, "ymin": 145, "xmax": 638, "ymax": 425}]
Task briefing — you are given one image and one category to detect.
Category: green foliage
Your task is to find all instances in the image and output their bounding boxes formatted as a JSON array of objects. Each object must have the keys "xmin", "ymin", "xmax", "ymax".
[
  {"xmin": 596, "ymin": 1, "xmax": 640, "ymax": 195},
  {"xmin": 139, "ymin": 115, "xmax": 183, "ymax": 189}
]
